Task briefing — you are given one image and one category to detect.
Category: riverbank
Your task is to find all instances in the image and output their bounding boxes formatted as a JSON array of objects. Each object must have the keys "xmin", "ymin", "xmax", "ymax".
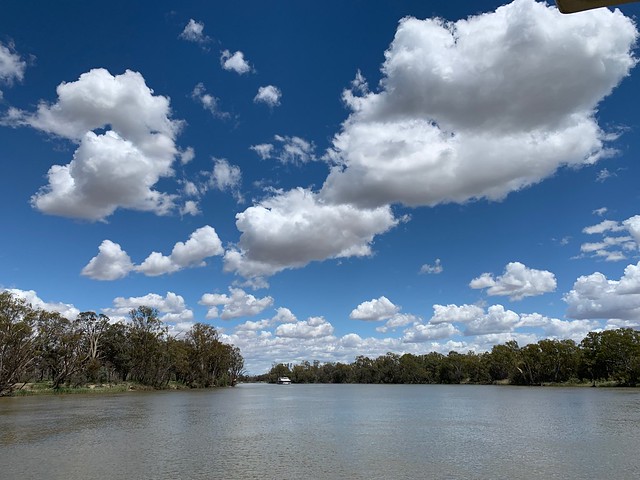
[{"xmin": 8, "ymin": 381, "xmax": 191, "ymax": 396}]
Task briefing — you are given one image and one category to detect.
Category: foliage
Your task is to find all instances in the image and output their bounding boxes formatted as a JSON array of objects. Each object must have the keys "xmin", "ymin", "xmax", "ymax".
[
  {"xmin": 259, "ymin": 330, "xmax": 640, "ymax": 387},
  {"xmin": 0, "ymin": 292, "xmax": 244, "ymax": 396}
]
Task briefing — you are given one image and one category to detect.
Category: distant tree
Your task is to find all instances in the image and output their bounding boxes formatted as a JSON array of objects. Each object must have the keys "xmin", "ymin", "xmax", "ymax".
[{"xmin": 268, "ymin": 363, "xmax": 292, "ymax": 383}]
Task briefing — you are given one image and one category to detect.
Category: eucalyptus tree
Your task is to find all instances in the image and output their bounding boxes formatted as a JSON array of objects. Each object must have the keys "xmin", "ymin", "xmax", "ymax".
[
  {"xmin": 36, "ymin": 311, "xmax": 88, "ymax": 389},
  {"xmin": 128, "ymin": 306, "xmax": 170, "ymax": 387},
  {"xmin": 0, "ymin": 292, "xmax": 39, "ymax": 396},
  {"xmin": 75, "ymin": 311, "xmax": 109, "ymax": 381}
]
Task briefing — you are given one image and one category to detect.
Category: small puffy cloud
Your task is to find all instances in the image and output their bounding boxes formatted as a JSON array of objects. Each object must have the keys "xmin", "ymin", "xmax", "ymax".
[
  {"xmin": 220, "ymin": 50, "xmax": 252, "ymax": 74},
  {"xmin": 350, "ymin": 296, "xmax": 400, "ymax": 321},
  {"xmin": 103, "ymin": 292, "xmax": 194, "ymax": 324},
  {"xmin": 275, "ymin": 316, "xmax": 334, "ymax": 339},
  {"xmin": 593, "ymin": 207, "xmax": 608, "ymax": 217},
  {"xmin": 137, "ymin": 226, "xmax": 224, "ymax": 276},
  {"xmin": 321, "ymin": 0, "xmax": 637, "ymax": 209},
  {"xmin": 465, "ymin": 305, "xmax": 520, "ymax": 336},
  {"xmin": 420, "ymin": 258, "xmax": 443, "ymax": 275},
  {"xmin": 179, "ymin": 19, "xmax": 210, "ymax": 44},
  {"xmin": 429, "ymin": 304, "xmax": 485, "ymax": 324},
  {"xmin": 0, "ymin": 41, "xmax": 26, "ymax": 95},
  {"xmin": 579, "ymin": 215, "xmax": 640, "ymax": 261},
  {"xmin": 274, "ymin": 135, "xmax": 316, "ymax": 164},
  {"xmin": 272, "ymin": 307, "xmax": 297, "ymax": 324},
  {"xmin": 250, "ymin": 143, "xmax": 274, "ymax": 160},
  {"xmin": 249, "ymin": 135, "xmax": 316, "ymax": 164},
  {"xmin": 403, "ymin": 322, "xmax": 460, "ymax": 342},
  {"xmin": 181, "ymin": 200, "xmax": 200, "ymax": 216},
  {"xmin": 223, "ymin": 187, "xmax": 399, "ymax": 279},
  {"xmin": 4, "ymin": 288, "xmax": 79, "ymax": 320},
  {"xmin": 200, "ymin": 287, "xmax": 273, "ymax": 319},
  {"xmin": 192, "ymin": 83, "xmax": 228, "ymax": 118},
  {"xmin": 208, "ymin": 158, "xmax": 242, "ymax": 194},
  {"xmin": 623, "ymin": 215, "xmax": 640, "ymax": 246},
  {"xmin": 236, "ymin": 319, "xmax": 272, "ymax": 332},
  {"xmin": 565, "ymin": 262, "xmax": 640, "ymax": 320},
  {"xmin": 596, "ymin": 168, "xmax": 615, "ymax": 182},
  {"xmin": 381, "ymin": 313, "xmax": 418, "ymax": 332},
  {"xmin": 254, "ymin": 85, "xmax": 282, "ymax": 107},
  {"xmin": 81, "ymin": 240, "xmax": 134, "ymax": 280},
  {"xmin": 469, "ymin": 262, "xmax": 557, "ymax": 300},
  {"xmin": 583, "ymin": 219, "xmax": 625, "ymax": 235},
  {"xmin": 180, "ymin": 147, "xmax": 195, "ymax": 165},
  {"xmin": 9, "ymin": 69, "xmax": 181, "ymax": 221}
]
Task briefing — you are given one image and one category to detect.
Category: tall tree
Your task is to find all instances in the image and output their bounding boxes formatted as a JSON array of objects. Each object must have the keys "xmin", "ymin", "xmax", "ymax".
[{"xmin": 0, "ymin": 292, "xmax": 38, "ymax": 396}]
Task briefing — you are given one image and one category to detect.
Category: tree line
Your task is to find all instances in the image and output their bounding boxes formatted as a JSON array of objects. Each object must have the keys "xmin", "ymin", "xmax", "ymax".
[
  {"xmin": 0, "ymin": 291, "xmax": 244, "ymax": 396},
  {"xmin": 260, "ymin": 328, "xmax": 640, "ymax": 387}
]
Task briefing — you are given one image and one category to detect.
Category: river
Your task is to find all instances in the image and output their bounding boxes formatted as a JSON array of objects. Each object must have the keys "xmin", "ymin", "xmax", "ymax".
[{"xmin": 1, "ymin": 383, "xmax": 639, "ymax": 479}]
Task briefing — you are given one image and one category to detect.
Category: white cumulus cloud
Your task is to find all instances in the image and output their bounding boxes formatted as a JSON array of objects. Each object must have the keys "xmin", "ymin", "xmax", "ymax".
[
  {"xmin": 254, "ymin": 85, "xmax": 282, "ymax": 107},
  {"xmin": 136, "ymin": 226, "xmax": 224, "ymax": 276},
  {"xmin": 429, "ymin": 304, "xmax": 485, "ymax": 324},
  {"xmin": 565, "ymin": 262, "xmax": 640, "ymax": 321},
  {"xmin": 0, "ymin": 41, "xmax": 26, "ymax": 97},
  {"xmin": 469, "ymin": 262, "xmax": 557, "ymax": 300},
  {"xmin": 200, "ymin": 287, "xmax": 273, "ymax": 319},
  {"xmin": 9, "ymin": 69, "xmax": 182, "ymax": 221},
  {"xmin": 220, "ymin": 50, "xmax": 252, "ymax": 74},
  {"xmin": 103, "ymin": 292, "xmax": 194, "ymax": 324},
  {"xmin": 275, "ymin": 316, "xmax": 335, "ymax": 339},
  {"xmin": 179, "ymin": 19, "xmax": 210, "ymax": 44},
  {"xmin": 4, "ymin": 288, "xmax": 80, "ymax": 320},
  {"xmin": 350, "ymin": 296, "xmax": 400, "ymax": 321},
  {"xmin": 321, "ymin": 0, "xmax": 637, "ymax": 209},
  {"xmin": 81, "ymin": 240, "xmax": 135, "ymax": 280},
  {"xmin": 192, "ymin": 83, "xmax": 228, "ymax": 118},
  {"xmin": 223, "ymin": 187, "xmax": 400, "ymax": 279},
  {"xmin": 420, "ymin": 258, "xmax": 443, "ymax": 275}
]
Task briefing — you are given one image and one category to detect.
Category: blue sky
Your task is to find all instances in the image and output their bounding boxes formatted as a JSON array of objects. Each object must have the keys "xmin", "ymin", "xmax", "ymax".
[{"xmin": 1, "ymin": 0, "xmax": 640, "ymax": 373}]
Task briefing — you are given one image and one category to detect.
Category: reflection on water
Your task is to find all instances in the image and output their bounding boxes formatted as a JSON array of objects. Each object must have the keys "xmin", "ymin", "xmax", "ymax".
[{"xmin": 1, "ymin": 384, "xmax": 639, "ymax": 479}]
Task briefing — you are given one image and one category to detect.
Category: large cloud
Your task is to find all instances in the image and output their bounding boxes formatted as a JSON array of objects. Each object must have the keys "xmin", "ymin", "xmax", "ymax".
[
  {"xmin": 11, "ymin": 69, "xmax": 181, "ymax": 220},
  {"xmin": 321, "ymin": 0, "xmax": 637, "ymax": 208},
  {"xmin": 469, "ymin": 262, "xmax": 557, "ymax": 300},
  {"xmin": 223, "ymin": 188, "xmax": 400, "ymax": 278},
  {"xmin": 565, "ymin": 262, "xmax": 640, "ymax": 320}
]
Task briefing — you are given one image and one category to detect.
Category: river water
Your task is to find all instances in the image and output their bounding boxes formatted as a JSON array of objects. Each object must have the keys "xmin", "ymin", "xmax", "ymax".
[{"xmin": 1, "ymin": 383, "xmax": 639, "ymax": 479}]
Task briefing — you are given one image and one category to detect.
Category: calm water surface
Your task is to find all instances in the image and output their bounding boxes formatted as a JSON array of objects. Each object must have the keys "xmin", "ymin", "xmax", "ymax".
[{"xmin": 1, "ymin": 384, "xmax": 639, "ymax": 479}]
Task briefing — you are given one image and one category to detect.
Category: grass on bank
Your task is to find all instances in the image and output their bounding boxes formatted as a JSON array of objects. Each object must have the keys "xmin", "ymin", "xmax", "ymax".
[{"xmin": 9, "ymin": 381, "xmax": 189, "ymax": 396}]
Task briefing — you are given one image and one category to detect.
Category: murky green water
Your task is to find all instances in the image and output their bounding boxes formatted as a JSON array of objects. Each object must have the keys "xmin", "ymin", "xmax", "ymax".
[{"xmin": 1, "ymin": 384, "xmax": 639, "ymax": 479}]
